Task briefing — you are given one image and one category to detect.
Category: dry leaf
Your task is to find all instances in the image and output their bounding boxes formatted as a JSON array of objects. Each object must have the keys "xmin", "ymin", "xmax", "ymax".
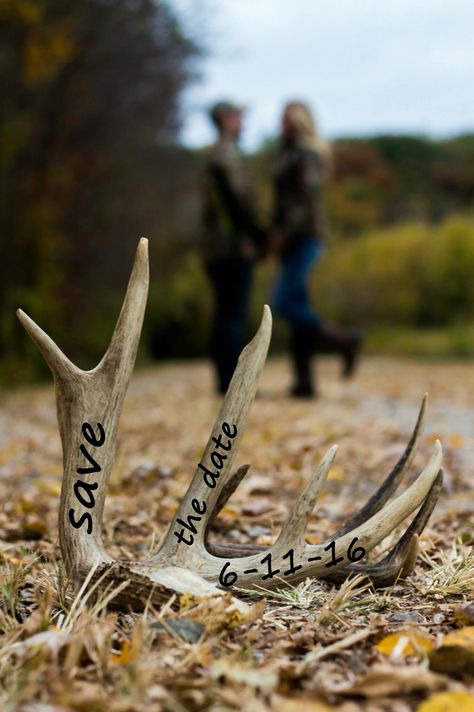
[
  {"xmin": 429, "ymin": 626, "xmax": 474, "ymax": 677},
  {"xmin": 429, "ymin": 646, "xmax": 474, "ymax": 678},
  {"xmin": 327, "ymin": 465, "xmax": 344, "ymax": 481},
  {"xmin": 341, "ymin": 664, "xmax": 446, "ymax": 697},
  {"xmin": 3, "ymin": 629, "xmax": 70, "ymax": 660},
  {"xmin": 376, "ymin": 630, "xmax": 434, "ymax": 657},
  {"xmin": 180, "ymin": 592, "xmax": 264, "ymax": 631},
  {"xmin": 272, "ymin": 696, "xmax": 335, "ymax": 712},
  {"xmin": 442, "ymin": 626, "xmax": 474, "ymax": 650},
  {"xmin": 111, "ymin": 638, "xmax": 134, "ymax": 665},
  {"xmin": 453, "ymin": 602, "xmax": 474, "ymax": 627},
  {"xmin": 417, "ymin": 691, "xmax": 474, "ymax": 712},
  {"xmin": 152, "ymin": 618, "xmax": 205, "ymax": 643},
  {"xmin": 210, "ymin": 658, "xmax": 278, "ymax": 693},
  {"xmin": 242, "ymin": 499, "xmax": 274, "ymax": 516},
  {"xmin": 2, "ymin": 355, "xmax": 474, "ymax": 709}
]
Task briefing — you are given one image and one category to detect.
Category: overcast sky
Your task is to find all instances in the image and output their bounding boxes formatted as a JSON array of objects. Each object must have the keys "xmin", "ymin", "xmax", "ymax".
[{"xmin": 172, "ymin": 0, "xmax": 474, "ymax": 150}]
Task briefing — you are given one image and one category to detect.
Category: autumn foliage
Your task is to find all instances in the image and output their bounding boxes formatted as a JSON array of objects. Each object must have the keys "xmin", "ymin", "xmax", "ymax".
[{"xmin": 2, "ymin": 2, "xmax": 474, "ymax": 383}]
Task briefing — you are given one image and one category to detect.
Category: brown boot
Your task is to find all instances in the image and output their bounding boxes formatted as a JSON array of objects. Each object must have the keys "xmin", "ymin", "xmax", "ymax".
[
  {"xmin": 290, "ymin": 326, "xmax": 317, "ymax": 398},
  {"xmin": 313, "ymin": 324, "xmax": 362, "ymax": 379}
]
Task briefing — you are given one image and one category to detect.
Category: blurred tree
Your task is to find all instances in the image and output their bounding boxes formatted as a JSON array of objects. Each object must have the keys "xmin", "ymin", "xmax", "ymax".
[
  {"xmin": 328, "ymin": 141, "xmax": 396, "ymax": 234},
  {"xmin": 324, "ymin": 135, "xmax": 474, "ymax": 236},
  {"xmin": 2, "ymin": 1, "xmax": 474, "ymax": 378},
  {"xmin": 0, "ymin": 0, "xmax": 201, "ymax": 376},
  {"xmin": 249, "ymin": 134, "xmax": 474, "ymax": 242}
]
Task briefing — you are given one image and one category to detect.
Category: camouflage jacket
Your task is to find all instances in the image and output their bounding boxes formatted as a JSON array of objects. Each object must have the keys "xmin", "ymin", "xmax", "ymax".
[
  {"xmin": 272, "ymin": 141, "xmax": 327, "ymax": 252},
  {"xmin": 201, "ymin": 136, "xmax": 265, "ymax": 262}
]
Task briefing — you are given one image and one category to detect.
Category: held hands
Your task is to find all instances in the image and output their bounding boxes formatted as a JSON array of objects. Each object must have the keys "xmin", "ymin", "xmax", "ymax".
[
  {"xmin": 266, "ymin": 229, "xmax": 284, "ymax": 256},
  {"xmin": 252, "ymin": 227, "xmax": 283, "ymax": 260}
]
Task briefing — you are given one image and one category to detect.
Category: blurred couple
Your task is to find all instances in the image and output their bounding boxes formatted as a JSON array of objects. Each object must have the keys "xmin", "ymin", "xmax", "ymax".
[{"xmin": 201, "ymin": 100, "xmax": 361, "ymax": 397}]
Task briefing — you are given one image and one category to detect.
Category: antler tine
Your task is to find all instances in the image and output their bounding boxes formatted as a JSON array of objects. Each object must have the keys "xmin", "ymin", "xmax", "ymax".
[
  {"xmin": 203, "ymin": 466, "xmax": 442, "ymax": 585},
  {"xmin": 17, "ymin": 239, "xmax": 149, "ymax": 577},
  {"xmin": 196, "ymin": 444, "xmax": 441, "ymax": 590},
  {"xmin": 98, "ymin": 237, "xmax": 149, "ymax": 379},
  {"xmin": 298, "ymin": 440, "xmax": 442, "ymax": 576},
  {"xmin": 207, "ymin": 464, "xmax": 251, "ymax": 531},
  {"xmin": 202, "ymin": 397, "xmax": 428, "ymax": 563},
  {"xmin": 205, "ymin": 464, "xmax": 255, "ymax": 557},
  {"xmin": 15, "ymin": 237, "xmax": 444, "ymax": 610},
  {"xmin": 159, "ymin": 440, "xmax": 441, "ymax": 593},
  {"xmin": 153, "ymin": 306, "xmax": 272, "ymax": 562},
  {"xmin": 273, "ymin": 445, "xmax": 338, "ymax": 553},
  {"xmin": 16, "ymin": 310, "xmax": 80, "ymax": 382},
  {"xmin": 335, "ymin": 394, "xmax": 427, "ymax": 537},
  {"xmin": 204, "ymin": 449, "xmax": 336, "ymax": 558},
  {"xmin": 323, "ymin": 469, "xmax": 443, "ymax": 586},
  {"xmin": 207, "ymin": 447, "xmax": 337, "ymax": 559}
]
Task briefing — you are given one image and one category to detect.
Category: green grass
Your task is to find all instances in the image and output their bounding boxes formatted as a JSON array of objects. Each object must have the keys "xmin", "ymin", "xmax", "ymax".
[{"xmin": 365, "ymin": 324, "xmax": 474, "ymax": 359}]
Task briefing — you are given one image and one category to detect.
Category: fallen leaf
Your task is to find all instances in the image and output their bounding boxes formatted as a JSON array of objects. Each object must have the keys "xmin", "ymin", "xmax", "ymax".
[
  {"xmin": 218, "ymin": 505, "xmax": 239, "ymax": 520},
  {"xmin": 453, "ymin": 602, "xmax": 474, "ymax": 627},
  {"xmin": 180, "ymin": 592, "xmax": 263, "ymax": 631},
  {"xmin": 376, "ymin": 630, "xmax": 434, "ymax": 657},
  {"xmin": 3, "ymin": 630, "xmax": 70, "ymax": 659},
  {"xmin": 429, "ymin": 625, "xmax": 474, "ymax": 678},
  {"xmin": 152, "ymin": 618, "xmax": 205, "ymax": 643},
  {"xmin": 242, "ymin": 499, "xmax": 274, "ymax": 516},
  {"xmin": 327, "ymin": 465, "xmax": 344, "ymax": 481},
  {"xmin": 340, "ymin": 664, "xmax": 446, "ymax": 697},
  {"xmin": 417, "ymin": 691, "xmax": 474, "ymax": 712},
  {"xmin": 272, "ymin": 696, "xmax": 334, "ymax": 712},
  {"xmin": 210, "ymin": 658, "xmax": 278, "ymax": 693},
  {"xmin": 111, "ymin": 639, "xmax": 134, "ymax": 665},
  {"xmin": 442, "ymin": 626, "xmax": 474, "ymax": 650},
  {"xmin": 429, "ymin": 645, "xmax": 474, "ymax": 678}
]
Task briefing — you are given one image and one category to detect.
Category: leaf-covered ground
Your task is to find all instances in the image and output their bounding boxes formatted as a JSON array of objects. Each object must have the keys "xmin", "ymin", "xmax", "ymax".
[{"xmin": 1, "ymin": 356, "xmax": 474, "ymax": 712}]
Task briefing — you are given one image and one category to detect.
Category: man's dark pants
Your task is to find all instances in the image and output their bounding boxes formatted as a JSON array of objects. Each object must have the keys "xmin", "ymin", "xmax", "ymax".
[{"xmin": 206, "ymin": 255, "xmax": 253, "ymax": 394}]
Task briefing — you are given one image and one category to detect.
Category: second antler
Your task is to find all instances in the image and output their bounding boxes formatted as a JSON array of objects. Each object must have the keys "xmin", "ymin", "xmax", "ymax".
[{"xmin": 17, "ymin": 239, "xmax": 443, "ymax": 611}]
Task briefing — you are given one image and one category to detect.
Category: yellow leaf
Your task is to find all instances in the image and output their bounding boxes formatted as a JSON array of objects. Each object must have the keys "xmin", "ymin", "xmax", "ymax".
[
  {"xmin": 36, "ymin": 480, "xmax": 62, "ymax": 497},
  {"xmin": 218, "ymin": 506, "xmax": 239, "ymax": 520},
  {"xmin": 111, "ymin": 640, "xmax": 134, "ymax": 666},
  {"xmin": 179, "ymin": 592, "xmax": 204, "ymax": 610},
  {"xmin": 20, "ymin": 496, "xmax": 37, "ymax": 513},
  {"xmin": 453, "ymin": 602, "xmax": 474, "ymax": 628},
  {"xmin": 442, "ymin": 626, "xmax": 474, "ymax": 651},
  {"xmin": 376, "ymin": 630, "xmax": 434, "ymax": 657},
  {"xmin": 328, "ymin": 465, "xmax": 343, "ymax": 481},
  {"xmin": 417, "ymin": 691, "xmax": 474, "ymax": 712},
  {"xmin": 1, "ymin": 554, "xmax": 22, "ymax": 565}
]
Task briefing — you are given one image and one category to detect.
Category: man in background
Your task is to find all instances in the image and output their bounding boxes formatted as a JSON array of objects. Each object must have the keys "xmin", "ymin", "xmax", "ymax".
[{"xmin": 202, "ymin": 101, "xmax": 266, "ymax": 394}]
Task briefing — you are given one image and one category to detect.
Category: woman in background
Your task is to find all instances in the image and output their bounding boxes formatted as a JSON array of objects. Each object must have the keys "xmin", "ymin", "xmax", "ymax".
[{"xmin": 272, "ymin": 101, "xmax": 361, "ymax": 397}]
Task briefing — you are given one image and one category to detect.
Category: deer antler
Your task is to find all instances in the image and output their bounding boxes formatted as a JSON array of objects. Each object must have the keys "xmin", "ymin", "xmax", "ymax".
[
  {"xmin": 204, "ymin": 395, "xmax": 444, "ymax": 587},
  {"xmin": 17, "ymin": 238, "xmax": 443, "ymax": 611}
]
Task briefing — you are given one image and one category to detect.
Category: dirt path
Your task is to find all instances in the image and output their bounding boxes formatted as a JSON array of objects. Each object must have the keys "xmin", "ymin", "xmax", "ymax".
[{"xmin": 1, "ymin": 356, "xmax": 473, "ymax": 711}]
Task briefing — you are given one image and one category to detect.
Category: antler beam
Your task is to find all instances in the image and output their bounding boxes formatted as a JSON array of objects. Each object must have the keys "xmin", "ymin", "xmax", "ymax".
[
  {"xmin": 17, "ymin": 239, "xmax": 443, "ymax": 610},
  {"xmin": 204, "ymin": 396, "xmax": 442, "ymax": 587}
]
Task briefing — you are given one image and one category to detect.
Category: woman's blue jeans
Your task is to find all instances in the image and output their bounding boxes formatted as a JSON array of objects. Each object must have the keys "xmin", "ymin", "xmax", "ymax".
[{"xmin": 273, "ymin": 238, "xmax": 324, "ymax": 329}]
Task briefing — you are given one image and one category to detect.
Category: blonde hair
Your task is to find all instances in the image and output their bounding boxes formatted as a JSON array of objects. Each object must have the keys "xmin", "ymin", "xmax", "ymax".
[{"xmin": 284, "ymin": 101, "xmax": 332, "ymax": 172}]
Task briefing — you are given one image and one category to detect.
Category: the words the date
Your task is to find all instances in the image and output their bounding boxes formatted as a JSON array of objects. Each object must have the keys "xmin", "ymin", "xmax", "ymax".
[{"xmin": 173, "ymin": 421, "xmax": 238, "ymax": 546}]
